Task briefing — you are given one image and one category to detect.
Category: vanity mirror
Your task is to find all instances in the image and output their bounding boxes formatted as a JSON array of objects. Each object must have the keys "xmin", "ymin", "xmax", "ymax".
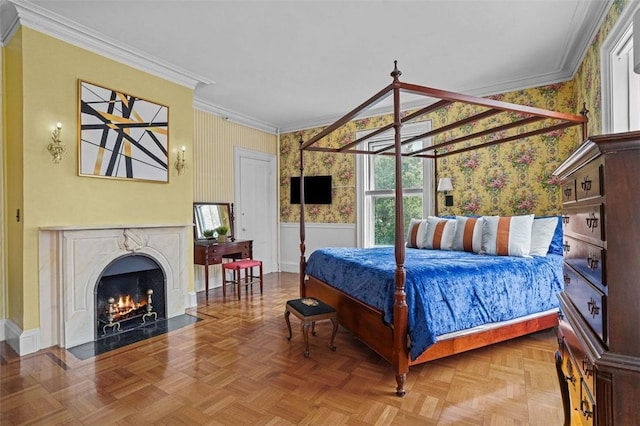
[{"xmin": 193, "ymin": 202, "xmax": 234, "ymax": 242}]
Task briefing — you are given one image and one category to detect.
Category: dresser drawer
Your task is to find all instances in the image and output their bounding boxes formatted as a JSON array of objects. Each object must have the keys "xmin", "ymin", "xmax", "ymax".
[
  {"xmin": 563, "ymin": 204, "xmax": 605, "ymax": 242},
  {"xmin": 563, "ymin": 266, "xmax": 607, "ymax": 343},
  {"xmin": 579, "ymin": 380, "xmax": 596, "ymax": 426},
  {"xmin": 238, "ymin": 242, "xmax": 251, "ymax": 258},
  {"xmin": 575, "ymin": 161, "xmax": 603, "ymax": 202},
  {"xmin": 205, "ymin": 245, "xmax": 221, "ymax": 255},
  {"xmin": 558, "ymin": 315, "xmax": 596, "ymax": 395},
  {"xmin": 563, "ymin": 236, "xmax": 605, "ymax": 288},
  {"xmin": 558, "ymin": 327, "xmax": 581, "ymax": 397},
  {"xmin": 562, "ymin": 180, "xmax": 576, "ymax": 203}
]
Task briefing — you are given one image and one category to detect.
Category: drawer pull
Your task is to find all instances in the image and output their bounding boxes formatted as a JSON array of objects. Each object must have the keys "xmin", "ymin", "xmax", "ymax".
[
  {"xmin": 580, "ymin": 398, "xmax": 593, "ymax": 420},
  {"xmin": 562, "ymin": 215, "xmax": 570, "ymax": 224},
  {"xmin": 581, "ymin": 177, "xmax": 592, "ymax": 192},
  {"xmin": 565, "ymin": 372, "xmax": 576, "ymax": 384},
  {"xmin": 582, "ymin": 357, "xmax": 593, "ymax": 378},
  {"xmin": 587, "ymin": 254, "xmax": 599, "ymax": 270},
  {"xmin": 563, "ymin": 241, "xmax": 571, "ymax": 254},
  {"xmin": 585, "ymin": 212, "xmax": 598, "ymax": 231},
  {"xmin": 566, "ymin": 358, "xmax": 576, "ymax": 384},
  {"xmin": 587, "ymin": 297, "xmax": 600, "ymax": 318},
  {"xmin": 563, "ymin": 273, "xmax": 571, "ymax": 286},
  {"xmin": 564, "ymin": 187, "xmax": 573, "ymax": 198}
]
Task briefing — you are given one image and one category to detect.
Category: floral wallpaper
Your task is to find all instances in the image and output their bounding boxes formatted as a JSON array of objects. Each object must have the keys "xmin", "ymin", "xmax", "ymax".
[
  {"xmin": 433, "ymin": 84, "xmax": 581, "ymax": 217},
  {"xmin": 280, "ymin": 0, "xmax": 628, "ymax": 224}
]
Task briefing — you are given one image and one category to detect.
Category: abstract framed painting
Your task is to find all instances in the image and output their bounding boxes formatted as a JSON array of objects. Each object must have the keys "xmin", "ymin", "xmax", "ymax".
[{"xmin": 78, "ymin": 80, "xmax": 169, "ymax": 182}]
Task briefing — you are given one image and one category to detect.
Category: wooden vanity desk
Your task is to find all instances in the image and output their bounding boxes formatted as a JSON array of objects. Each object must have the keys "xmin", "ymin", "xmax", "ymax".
[
  {"xmin": 192, "ymin": 202, "xmax": 252, "ymax": 295},
  {"xmin": 194, "ymin": 239, "xmax": 253, "ymax": 294}
]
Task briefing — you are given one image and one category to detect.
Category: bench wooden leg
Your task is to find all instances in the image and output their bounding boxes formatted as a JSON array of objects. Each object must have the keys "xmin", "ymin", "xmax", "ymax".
[
  {"xmin": 301, "ymin": 321, "xmax": 312, "ymax": 358},
  {"xmin": 284, "ymin": 309, "xmax": 292, "ymax": 340},
  {"xmin": 236, "ymin": 268, "xmax": 241, "ymax": 300},
  {"xmin": 221, "ymin": 266, "xmax": 226, "ymax": 298},
  {"xmin": 329, "ymin": 318, "xmax": 338, "ymax": 351}
]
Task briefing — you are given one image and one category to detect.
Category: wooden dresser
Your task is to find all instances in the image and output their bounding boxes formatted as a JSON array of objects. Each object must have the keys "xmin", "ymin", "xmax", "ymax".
[
  {"xmin": 194, "ymin": 239, "xmax": 253, "ymax": 295},
  {"xmin": 553, "ymin": 131, "xmax": 640, "ymax": 425}
]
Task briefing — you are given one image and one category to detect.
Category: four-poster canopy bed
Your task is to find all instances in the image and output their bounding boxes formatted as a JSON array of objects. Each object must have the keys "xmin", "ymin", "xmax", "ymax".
[{"xmin": 298, "ymin": 61, "xmax": 588, "ymax": 396}]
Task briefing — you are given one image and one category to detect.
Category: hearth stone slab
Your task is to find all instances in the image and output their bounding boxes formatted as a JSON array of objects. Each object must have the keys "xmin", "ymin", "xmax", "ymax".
[{"xmin": 67, "ymin": 314, "xmax": 200, "ymax": 360}]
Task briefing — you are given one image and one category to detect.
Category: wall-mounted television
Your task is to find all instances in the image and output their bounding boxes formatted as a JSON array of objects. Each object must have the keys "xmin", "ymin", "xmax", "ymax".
[{"xmin": 290, "ymin": 175, "xmax": 332, "ymax": 204}]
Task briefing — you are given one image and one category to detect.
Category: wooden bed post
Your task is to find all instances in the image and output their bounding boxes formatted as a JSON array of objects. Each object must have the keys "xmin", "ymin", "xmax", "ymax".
[
  {"xmin": 299, "ymin": 138, "xmax": 307, "ymax": 297},
  {"xmin": 580, "ymin": 103, "xmax": 589, "ymax": 141},
  {"xmin": 433, "ymin": 156, "xmax": 439, "ymax": 217},
  {"xmin": 391, "ymin": 61, "xmax": 409, "ymax": 397}
]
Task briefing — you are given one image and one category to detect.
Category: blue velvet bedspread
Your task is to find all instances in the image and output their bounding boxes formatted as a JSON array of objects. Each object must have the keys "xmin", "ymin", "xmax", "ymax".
[{"xmin": 304, "ymin": 247, "xmax": 564, "ymax": 360}]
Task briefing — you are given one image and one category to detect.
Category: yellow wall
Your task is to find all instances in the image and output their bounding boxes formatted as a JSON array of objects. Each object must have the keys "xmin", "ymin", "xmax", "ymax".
[
  {"xmin": 0, "ymin": 31, "xmax": 4, "ymax": 325},
  {"xmin": 193, "ymin": 110, "xmax": 277, "ymax": 203},
  {"xmin": 5, "ymin": 28, "xmax": 25, "ymax": 329},
  {"xmin": 6, "ymin": 28, "xmax": 194, "ymax": 331}
]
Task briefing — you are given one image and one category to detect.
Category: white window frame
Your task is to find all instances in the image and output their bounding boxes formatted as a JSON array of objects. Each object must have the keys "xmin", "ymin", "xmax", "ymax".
[
  {"xmin": 602, "ymin": 2, "xmax": 640, "ymax": 133},
  {"xmin": 355, "ymin": 121, "xmax": 433, "ymax": 248}
]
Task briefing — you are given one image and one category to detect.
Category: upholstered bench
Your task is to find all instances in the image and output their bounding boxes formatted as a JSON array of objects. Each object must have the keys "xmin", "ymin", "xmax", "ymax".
[
  {"xmin": 221, "ymin": 259, "xmax": 263, "ymax": 299},
  {"xmin": 284, "ymin": 298, "xmax": 338, "ymax": 358}
]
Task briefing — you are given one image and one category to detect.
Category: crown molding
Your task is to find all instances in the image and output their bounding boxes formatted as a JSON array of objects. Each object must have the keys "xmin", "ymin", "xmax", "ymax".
[
  {"xmin": 0, "ymin": 0, "xmax": 19, "ymax": 45},
  {"xmin": 4, "ymin": 0, "xmax": 213, "ymax": 89},
  {"xmin": 193, "ymin": 97, "xmax": 279, "ymax": 135},
  {"xmin": 559, "ymin": 0, "xmax": 613, "ymax": 80}
]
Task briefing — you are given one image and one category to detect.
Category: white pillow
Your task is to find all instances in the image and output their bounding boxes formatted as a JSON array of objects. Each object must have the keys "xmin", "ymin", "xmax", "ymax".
[
  {"xmin": 480, "ymin": 214, "xmax": 535, "ymax": 257},
  {"xmin": 452, "ymin": 216, "xmax": 483, "ymax": 253},
  {"xmin": 423, "ymin": 216, "xmax": 457, "ymax": 250},
  {"xmin": 529, "ymin": 217, "xmax": 558, "ymax": 256},
  {"xmin": 406, "ymin": 218, "xmax": 428, "ymax": 248}
]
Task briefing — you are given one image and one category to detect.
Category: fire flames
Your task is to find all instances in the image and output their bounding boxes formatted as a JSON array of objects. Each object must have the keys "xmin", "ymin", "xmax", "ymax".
[{"xmin": 110, "ymin": 294, "xmax": 147, "ymax": 321}]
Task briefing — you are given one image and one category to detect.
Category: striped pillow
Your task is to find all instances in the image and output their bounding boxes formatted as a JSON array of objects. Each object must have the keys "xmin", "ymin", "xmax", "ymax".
[
  {"xmin": 452, "ymin": 216, "xmax": 483, "ymax": 253},
  {"xmin": 406, "ymin": 218, "xmax": 428, "ymax": 248},
  {"xmin": 424, "ymin": 216, "xmax": 457, "ymax": 250},
  {"xmin": 480, "ymin": 214, "xmax": 535, "ymax": 257}
]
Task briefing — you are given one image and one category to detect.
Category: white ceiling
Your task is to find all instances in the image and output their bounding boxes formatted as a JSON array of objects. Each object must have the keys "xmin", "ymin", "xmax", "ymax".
[{"xmin": 2, "ymin": 0, "xmax": 612, "ymax": 133}]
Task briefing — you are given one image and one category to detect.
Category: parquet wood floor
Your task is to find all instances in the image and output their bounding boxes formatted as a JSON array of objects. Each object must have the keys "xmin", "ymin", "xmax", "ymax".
[{"xmin": 1, "ymin": 272, "xmax": 568, "ymax": 425}]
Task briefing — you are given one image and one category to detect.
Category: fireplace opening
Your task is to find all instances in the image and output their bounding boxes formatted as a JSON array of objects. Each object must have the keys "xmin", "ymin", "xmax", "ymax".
[{"xmin": 95, "ymin": 254, "xmax": 166, "ymax": 337}]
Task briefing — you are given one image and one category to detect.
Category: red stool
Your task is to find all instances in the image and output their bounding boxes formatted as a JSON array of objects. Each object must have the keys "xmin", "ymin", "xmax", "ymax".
[{"xmin": 221, "ymin": 259, "xmax": 263, "ymax": 299}]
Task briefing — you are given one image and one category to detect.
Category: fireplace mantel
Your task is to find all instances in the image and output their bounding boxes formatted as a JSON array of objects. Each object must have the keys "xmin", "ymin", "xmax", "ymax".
[
  {"xmin": 40, "ymin": 223, "xmax": 193, "ymax": 231},
  {"xmin": 38, "ymin": 224, "xmax": 194, "ymax": 351}
]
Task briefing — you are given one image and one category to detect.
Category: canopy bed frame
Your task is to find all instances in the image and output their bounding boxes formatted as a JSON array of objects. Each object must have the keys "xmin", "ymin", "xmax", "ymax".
[{"xmin": 298, "ymin": 62, "xmax": 588, "ymax": 396}]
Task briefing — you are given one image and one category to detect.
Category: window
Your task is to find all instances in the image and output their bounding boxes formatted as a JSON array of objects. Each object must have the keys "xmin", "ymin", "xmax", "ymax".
[
  {"xmin": 602, "ymin": 3, "xmax": 640, "ymax": 133},
  {"xmin": 356, "ymin": 122, "xmax": 432, "ymax": 247}
]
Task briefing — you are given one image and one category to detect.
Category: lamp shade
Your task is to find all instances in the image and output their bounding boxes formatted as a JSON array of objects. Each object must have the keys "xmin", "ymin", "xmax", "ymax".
[{"xmin": 437, "ymin": 178, "xmax": 453, "ymax": 192}]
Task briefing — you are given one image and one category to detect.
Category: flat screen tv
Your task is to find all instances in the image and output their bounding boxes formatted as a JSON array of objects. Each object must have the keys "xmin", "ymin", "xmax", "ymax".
[{"xmin": 290, "ymin": 175, "xmax": 332, "ymax": 204}]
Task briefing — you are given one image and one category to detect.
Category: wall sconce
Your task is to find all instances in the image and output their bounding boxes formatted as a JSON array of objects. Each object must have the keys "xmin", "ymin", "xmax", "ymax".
[
  {"xmin": 47, "ymin": 122, "xmax": 66, "ymax": 163},
  {"xmin": 437, "ymin": 177, "xmax": 454, "ymax": 207},
  {"xmin": 174, "ymin": 146, "xmax": 187, "ymax": 175}
]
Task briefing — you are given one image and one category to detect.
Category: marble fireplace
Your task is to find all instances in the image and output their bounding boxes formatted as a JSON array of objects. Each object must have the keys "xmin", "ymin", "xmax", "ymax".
[{"xmin": 38, "ymin": 224, "xmax": 194, "ymax": 350}]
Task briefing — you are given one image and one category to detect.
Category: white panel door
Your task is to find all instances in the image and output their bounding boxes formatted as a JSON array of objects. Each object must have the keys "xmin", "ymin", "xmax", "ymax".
[{"xmin": 234, "ymin": 149, "xmax": 277, "ymax": 273}]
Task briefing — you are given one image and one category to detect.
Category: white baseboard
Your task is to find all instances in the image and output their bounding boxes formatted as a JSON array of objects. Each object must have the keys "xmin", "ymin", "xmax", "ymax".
[
  {"xmin": 0, "ymin": 319, "xmax": 5, "ymax": 341},
  {"xmin": 280, "ymin": 261, "xmax": 302, "ymax": 273},
  {"xmin": 4, "ymin": 319, "xmax": 40, "ymax": 356},
  {"xmin": 187, "ymin": 291, "xmax": 197, "ymax": 309}
]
